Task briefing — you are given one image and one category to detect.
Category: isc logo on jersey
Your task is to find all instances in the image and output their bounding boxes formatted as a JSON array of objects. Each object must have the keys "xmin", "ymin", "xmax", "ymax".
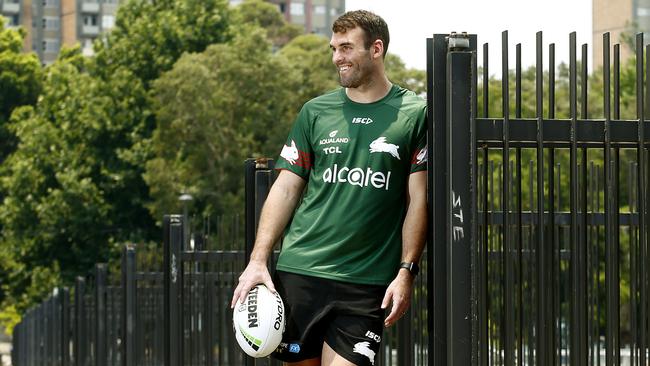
[{"xmin": 352, "ymin": 117, "xmax": 373, "ymax": 125}]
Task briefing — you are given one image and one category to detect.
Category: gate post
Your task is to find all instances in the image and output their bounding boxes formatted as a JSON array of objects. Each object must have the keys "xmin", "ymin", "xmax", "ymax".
[
  {"xmin": 446, "ymin": 32, "xmax": 477, "ymax": 366},
  {"xmin": 243, "ymin": 158, "xmax": 276, "ymax": 366},
  {"xmin": 244, "ymin": 158, "xmax": 276, "ymax": 264},
  {"xmin": 429, "ymin": 33, "xmax": 477, "ymax": 366},
  {"xmin": 164, "ymin": 215, "xmax": 184, "ymax": 366}
]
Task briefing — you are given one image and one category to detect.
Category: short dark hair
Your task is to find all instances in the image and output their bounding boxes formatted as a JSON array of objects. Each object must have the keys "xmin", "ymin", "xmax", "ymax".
[{"xmin": 332, "ymin": 10, "xmax": 389, "ymax": 57}]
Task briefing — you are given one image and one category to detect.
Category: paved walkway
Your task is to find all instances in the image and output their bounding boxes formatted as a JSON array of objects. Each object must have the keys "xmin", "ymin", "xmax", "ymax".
[{"xmin": 0, "ymin": 342, "xmax": 10, "ymax": 366}]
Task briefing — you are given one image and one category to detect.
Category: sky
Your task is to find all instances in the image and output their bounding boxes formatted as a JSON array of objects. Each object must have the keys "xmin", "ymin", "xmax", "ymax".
[{"xmin": 345, "ymin": 0, "xmax": 593, "ymax": 75}]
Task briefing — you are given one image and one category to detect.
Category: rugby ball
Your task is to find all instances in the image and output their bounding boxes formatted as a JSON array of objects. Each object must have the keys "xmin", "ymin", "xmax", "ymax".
[{"xmin": 233, "ymin": 284, "xmax": 285, "ymax": 357}]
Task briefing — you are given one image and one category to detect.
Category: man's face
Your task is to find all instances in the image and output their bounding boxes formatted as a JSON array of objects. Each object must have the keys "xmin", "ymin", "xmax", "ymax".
[{"xmin": 330, "ymin": 27, "xmax": 375, "ymax": 88}]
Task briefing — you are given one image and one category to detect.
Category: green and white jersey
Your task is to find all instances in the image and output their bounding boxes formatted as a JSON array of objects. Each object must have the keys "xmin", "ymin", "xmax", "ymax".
[{"xmin": 275, "ymin": 85, "xmax": 427, "ymax": 285}]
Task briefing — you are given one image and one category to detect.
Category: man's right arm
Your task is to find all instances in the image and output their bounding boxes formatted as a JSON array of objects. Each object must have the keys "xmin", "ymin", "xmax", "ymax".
[{"xmin": 230, "ymin": 169, "xmax": 306, "ymax": 308}]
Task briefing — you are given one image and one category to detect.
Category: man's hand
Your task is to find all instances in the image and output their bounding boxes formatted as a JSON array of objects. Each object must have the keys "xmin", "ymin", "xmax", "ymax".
[
  {"xmin": 230, "ymin": 260, "xmax": 275, "ymax": 308},
  {"xmin": 381, "ymin": 270, "xmax": 414, "ymax": 327}
]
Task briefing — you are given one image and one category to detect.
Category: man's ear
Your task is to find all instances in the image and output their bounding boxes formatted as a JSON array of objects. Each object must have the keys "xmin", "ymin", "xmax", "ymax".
[{"xmin": 371, "ymin": 39, "xmax": 384, "ymax": 59}]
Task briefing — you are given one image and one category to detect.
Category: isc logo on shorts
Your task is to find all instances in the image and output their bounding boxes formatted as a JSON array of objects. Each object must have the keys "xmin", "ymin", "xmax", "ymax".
[{"xmin": 365, "ymin": 330, "xmax": 381, "ymax": 343}]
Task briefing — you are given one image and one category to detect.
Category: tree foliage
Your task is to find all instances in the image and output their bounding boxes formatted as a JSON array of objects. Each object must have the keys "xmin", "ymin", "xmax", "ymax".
[
  {"xmin": 145, "ymin": 26, "xmax": 299, "ymax": 222},
  {"xmin": 231, "ymin": 0, "xmax": 302, "ymax": 48},
  {"xmin": 0, "ymin": 18, "xmax": 42, "ymax": 162},
  {"xmin": 0, "ymin": 0, "xmax": 233, "ymax": 332}
]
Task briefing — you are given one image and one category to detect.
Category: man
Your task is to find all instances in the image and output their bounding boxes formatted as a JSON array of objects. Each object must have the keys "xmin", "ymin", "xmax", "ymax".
[{"xmin": 231, "ymin": 10, "xmax": 427, "ymax": 366}]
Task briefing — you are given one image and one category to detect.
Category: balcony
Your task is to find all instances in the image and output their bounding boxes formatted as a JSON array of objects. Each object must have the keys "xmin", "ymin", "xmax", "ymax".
[
  {"xmin": 2, "ymin": 2, "xmax": 20, "ymax": 13},
  {"xmin": 81, "ymin": 2, "xmax": 100, "ymax": 13},
  {"xmin": 82, "ymin": 25, "xmax": 99, "ymax": 35}
]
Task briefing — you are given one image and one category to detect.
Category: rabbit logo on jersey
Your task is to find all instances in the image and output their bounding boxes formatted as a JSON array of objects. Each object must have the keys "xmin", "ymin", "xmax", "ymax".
[
  {"xmin": 369, "ymin": 137, "xmax": 400, "ymax": 160},
  {"xmin": 322, "ymin": 164, "xmax": 392, "ymax": 190}
]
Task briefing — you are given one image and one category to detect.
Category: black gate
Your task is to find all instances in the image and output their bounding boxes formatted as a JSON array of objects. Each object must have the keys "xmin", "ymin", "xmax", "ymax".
[{"xmin": 428, "ymin": 32, "xmax": 650, "ymax": 365}]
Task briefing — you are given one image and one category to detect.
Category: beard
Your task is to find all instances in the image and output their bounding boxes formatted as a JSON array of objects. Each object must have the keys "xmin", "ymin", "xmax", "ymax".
[{"xmin": 338, "ymin": 56, "xmax": 373, "ymax": 88}]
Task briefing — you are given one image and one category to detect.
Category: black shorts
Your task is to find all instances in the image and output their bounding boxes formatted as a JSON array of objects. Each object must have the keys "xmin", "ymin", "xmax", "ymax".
[{"xmin": 271, "ymin": 270, "xmax": 387, "ymax": 366}]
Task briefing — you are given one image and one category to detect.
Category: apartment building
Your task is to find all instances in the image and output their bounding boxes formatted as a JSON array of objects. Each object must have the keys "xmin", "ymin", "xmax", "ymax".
[
  {"xmin": 1, "ymin": 0, "xmax": 119, "ymax": 64},
  {"xmin": 266, "ymin": 0, "xmax": 345, "ymax": 38},
  {"xmin": 229, "ymin": 0, "xmax": 345, "ymax": 37},
  {"xmin": 3, "ymin": 0, "xmax": 344, "ymax": 64},
  {"xmin": 592, "ymin": 0, "xmax": 650, "ymax": 68}
]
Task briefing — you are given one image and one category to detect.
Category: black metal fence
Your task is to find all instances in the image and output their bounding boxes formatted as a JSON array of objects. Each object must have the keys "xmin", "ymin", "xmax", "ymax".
[
  {"xmin": 11, "ymin": 159, "xmax": 428, "ymax": 366},
  {"xmin": 429, "ymin": 32, "xmax": 650, "ymax": 365}
]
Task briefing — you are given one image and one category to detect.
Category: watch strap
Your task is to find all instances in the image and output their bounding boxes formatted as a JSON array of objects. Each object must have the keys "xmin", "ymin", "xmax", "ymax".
[{"xmin": 399, "ymin": 261, "xmax": 419, "ymax": 276}]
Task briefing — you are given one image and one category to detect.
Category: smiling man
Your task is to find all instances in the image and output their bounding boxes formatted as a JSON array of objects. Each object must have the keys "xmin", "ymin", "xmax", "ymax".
[{"xmin": 231, "ymin": 10, "xmax": 427, "ymax": 366}]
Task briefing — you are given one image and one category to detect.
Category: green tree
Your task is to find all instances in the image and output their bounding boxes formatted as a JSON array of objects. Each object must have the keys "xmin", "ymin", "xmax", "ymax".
[
  {"xmin": 0, "ymin": 0, "xmax": 235, "ymax": 331},
  {"xmin": 231, "ymin": 0, "xmax": 302, "ymax": 48},
  {"xmin": 93, "ymin": 0, "xmax": 232, "ymax": 86},
  {"xmin": 279, "ymin": 33, "xmax": 338, "ymax": 104},
  {"xmin": 0, "ymin": 18, "xmax": 42, "ymax": 162},
  {"xmin": 0, "ymin": 51, "xmax": 147, "ymax": 328},
  {"xmin": 145, "ymin": 27, "xmax": 299, "ymax": 223},
  {"xmin": 385, "ymin": 53, "xmax": 426, "ymax": 95}
]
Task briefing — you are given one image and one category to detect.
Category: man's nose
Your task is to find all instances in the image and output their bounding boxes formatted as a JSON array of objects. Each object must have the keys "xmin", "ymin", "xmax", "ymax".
[{"xmin": 332, "ymin": 50, "xmax": 343, "ymax": 65}]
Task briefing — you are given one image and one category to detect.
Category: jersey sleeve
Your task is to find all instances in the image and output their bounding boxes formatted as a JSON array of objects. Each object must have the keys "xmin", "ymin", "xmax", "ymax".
[
  {"xmin": 409, "ymin": 105, "xmax": 428, "ymax": 173},
  {"xmin": 275, "ymin": 105, "xmax": 314, "ymax": 179}
]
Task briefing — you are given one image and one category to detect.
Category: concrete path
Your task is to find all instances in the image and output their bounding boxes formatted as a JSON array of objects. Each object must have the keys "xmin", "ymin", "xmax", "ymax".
[{"xmin": 0, "ymin": 342, "xmax": 11, "ymax": 366}]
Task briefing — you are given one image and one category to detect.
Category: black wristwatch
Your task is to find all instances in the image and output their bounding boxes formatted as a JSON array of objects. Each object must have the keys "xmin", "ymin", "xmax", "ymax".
[{"xmin": 399, "ymin": 261, "xmax": 420, "ymax": 276}]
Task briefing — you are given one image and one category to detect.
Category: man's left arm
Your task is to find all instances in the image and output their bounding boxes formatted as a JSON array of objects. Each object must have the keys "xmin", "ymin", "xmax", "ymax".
[{"xmin": 382, "ymin": 170, "xmax": 427, "ymax": 327}]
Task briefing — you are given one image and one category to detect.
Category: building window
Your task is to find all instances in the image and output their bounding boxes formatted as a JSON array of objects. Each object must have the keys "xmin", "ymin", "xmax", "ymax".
[
  {"xmin": 84, "ymin": 15, "xmax": 98, "ymax": 26},
  {"xmin": 102, "ymin": 15, "xmax": 114, "ymax": 29},
  {"xmin": 42, "ymin": 17, "xmax": 59, "ymax": 30},
  {"xmin": 638, "ymin": 7, "xmax": 650, "ymax": 16},
  {"xmin": 43, "ymin": 39, "xmax": 60, "ymax": 53},
  {"xmin": 5, "ymin": 14, "xmax": 19, "ymax": 26},
  {"xmin": 314, "ymin": 5, "xmax": 325, "ymax": 15},
  {"xmin": 278, "ymin": 2, "xmax": 286, "ymax": 13},
  {"xmin": 43, "ymin": 0, "xmax": 60, "ymax": 8},
  {"xmin": 290, "ymin": 3, "xmax": 304, "ymax": 16}
]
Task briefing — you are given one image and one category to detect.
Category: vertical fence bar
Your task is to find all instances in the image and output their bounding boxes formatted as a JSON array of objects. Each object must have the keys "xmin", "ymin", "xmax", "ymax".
[
  {"xmin": 445, "ymin": 32, "xmax": 475, "ymax": 366},
  {"xmin": 535, "ymin": 31, "xmax": 548, "ymax": 366},
  {"xmin": 479, "ymin": 41, "xmax": 489, "ymax": 366},
  {"xmin": 636, "ymin": 33, "xmax": 647, "ymax": 366},
  {"xmin": 244, "ymin": 159, "xmax": 257, "ymax": 265},
  {"xmin": 580, "ymin": 42, "xmax": 589, "ymax": 366},
  {"xmin": 603, "ymin": 32, "xmax": 620, "ymax": 366},
  {"xmin": 62, "ymin": 287, "xmax": 70, "ymax": 366},
  {"xmin": 122, "ymin": 247, "xmax": 136, "ymax": 366},
  {"xmin": 204, "ymin": 263, "xmax": 214, "ymax": 366},
  {"xmin": 548, "ymin": 42, "xmax": 559, "ymax": 366},
  {"xmin": 75, "ymin": 277, "xmax": 86, "ymax": 366},
  {"xmin": 501, "ymin": 30, "xmax": 515, "ymax": 366},
  {"xmin": 515, "ymin": 42, "xmax": 524, "ymax": 366},
  {"xmin": 569, "ymin": 31, "xmax": 584, "ymax": 366},
  {"xmin": 95, "ymin": 264, "xmax": 107, "ymax": 366},
  {"xmin": 429, "ymin": 34, "xmax": 449, "ymax": 366}
]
